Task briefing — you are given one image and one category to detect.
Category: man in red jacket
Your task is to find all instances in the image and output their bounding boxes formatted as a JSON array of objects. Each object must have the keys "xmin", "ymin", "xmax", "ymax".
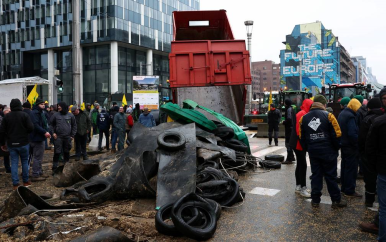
[{"xmin": 290, "ymin": 99, "xmax": 313, "ymax": 197}]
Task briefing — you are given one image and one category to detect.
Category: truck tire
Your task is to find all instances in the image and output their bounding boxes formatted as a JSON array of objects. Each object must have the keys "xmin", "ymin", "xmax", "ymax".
[
  {"xmin": 259, "ymin": 160, "xmax": 282, "ymax": 169},
  {"xmin": 224, "ymin": 139, "xmax": 248, "ymax": 152},
  {"xmin": 155, "ymin": 203, "xmax": 182, "ymax": 236},
  {"xmin": 213, "ymin": 127, "xmax": 234, "ymax": 140},
  {"xmin": 264, "ymin": 154, "xmax": 284, "ymax": 162},
  {"xmin": 157, "ymin": 131, "xmax": 186, "ymax": 151}
]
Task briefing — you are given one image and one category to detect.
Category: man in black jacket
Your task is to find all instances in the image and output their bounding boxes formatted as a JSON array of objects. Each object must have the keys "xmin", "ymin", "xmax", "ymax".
[
  {"xmin": 50, "ymin": 102, "xmax": 77, "ymax": 172},
  {"xmin": 283, "ymin": 99, "xmax": 295, "ymax": 163},
  {"xmin": 366, "ymin": 88, "xmax": 386, "ymax": 240},
  {"xmin": 29, "ymin": 99, "xmax": 51, "ymax": 182},
  {"xmin": 300, "ymin": 94, "xmax": 346, "ymax": 208},
  {"xmin": 0, "ymin": 99, "xmax": 34, "ymax": 190},
  {"xmin": 267, "ymin": 104, "xmax": 282, "ymax": 146},
  {"xmin": 71, "ymin": 105, "xmax": 91, "ymax": 161}
]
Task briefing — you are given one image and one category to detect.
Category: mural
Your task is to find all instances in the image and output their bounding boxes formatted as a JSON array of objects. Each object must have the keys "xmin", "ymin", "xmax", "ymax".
[{"xmin": 280, "ymin": 22, "xmax": 340, "ymax": 90}]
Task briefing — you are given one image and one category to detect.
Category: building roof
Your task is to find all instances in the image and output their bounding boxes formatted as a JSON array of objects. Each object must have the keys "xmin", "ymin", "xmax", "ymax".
[{"xmin": 0, "ymin": 76, "xmax": 49, "ymax": 86}]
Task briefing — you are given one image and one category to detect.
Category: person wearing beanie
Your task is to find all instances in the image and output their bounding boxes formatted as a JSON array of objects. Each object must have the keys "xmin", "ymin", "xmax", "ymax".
[
  {"xmin": 97, "ymin": 108, "xmax": 110, "ymax": 151},
  {"xmin": 282, "ymin": 99, "xmax": 295, "ymax": 164},
  {"xmin": 365, "ymin": 88, "xmax": 386, "ymax": 238},
  {"xmin": 90, "ymin": 103, "xmax": 100, "ymax": 136},
  {"xmin": 340, "ymin": 97, "xmax": 351, "ymax": 110},
  {"xmin": 0, "ymin": 99, "xmax": 34, "ymax": 190},
  {"xmin": 22, "ymin": 101, "xmax": 32, "ymax": 117},
  {"xmin": 337, "ymin": 98, "xmax": 362, "ymax": 198},
  {"xmin": 84, "ymin": 103, "xmax": 92, "ymax": 142},
  {"xmin": 29, "ymin": 98, "xmax": 51, "ymax": 182},
  {"xmin": 267, "ymin": 103, "xmax": 282, "ymax": 146},
  {"xmin": 355, "ymin": 94, "xmax": 368, "ymax": 128},
  {"xmin": 49, "ymin": 101, "xmax": 77, "ymax": 172},
  {"xmin": 300, "ymin": 94, "xmax": 346, "ymax": 208},
  {"xmin": 71, "ymin": 105, "xmax": 91, "ymax": 161}
]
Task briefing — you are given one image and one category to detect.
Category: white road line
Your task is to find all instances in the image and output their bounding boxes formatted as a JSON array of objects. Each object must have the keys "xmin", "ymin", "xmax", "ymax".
[
  {"xmin": 252, "ymin": 146, "xmax": 283, "ymax": 158},
  {"xmin": 305, "ymin": 195, "xmax": 332, "ymax": 205},
  {"xmin": 249, "ymin": 187, "xmax": 281, "ymax": 196}
]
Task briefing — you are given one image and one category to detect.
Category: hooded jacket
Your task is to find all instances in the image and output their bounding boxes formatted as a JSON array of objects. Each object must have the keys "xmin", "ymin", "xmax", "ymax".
[
  {"xmin": 49, "ymin": 102, "xmax": 77, "ymax": 138},
  {"xmin": 97, "ymin": 109, "xmax": 110, "ymax": 131},
  {"xmin": 337, "ymin": 99, "xmax": 361, "ymax": 149},
  {"xmin": 299, "ymin": 102, "xmax": 341, "ymax": 156},
  {"xmin": 356, "ymin": 105, "xmax": 368, "ymax": 128},
  {"xmin": 29, "ymin": 104, "xmax": 49, "ymax": 142},
  {"xmin": 0, "ymin": 99, "xmax": 34, "ymax": 147},
  {"xmin": 139, "ymin": 112, "xmax": 156, "ymax": 128},
  {"xmin": 283, "ymin": 101, "xmax": 295, "ymax": 128},
  {"xmin": 267, "ymin": 108, "xmax": 282, "ymax": 126},
  {"xmin": 358, "ymin": 108, "xmax": 384, "ymax": 157},
  {"xmin": 74, "ymin": 110, "xmax": 91, "ymax": 136},
  {"xmin": 113, "ymin": 111, "xmax": 126, "ymax": 131},
  {"xmin": 289, "ymin": 99, "xmax": 313, "ymax": 151},
  {"xmin": 109, "ymin": 106, "xmax": 119, "ymax": 127},
  {"xmin": 366, "ymin": 88, "xmax": 386, "ymax": 174},
  {"xmin": 90, "ymin": 107, "xmax": 100, "ymax": 126}
]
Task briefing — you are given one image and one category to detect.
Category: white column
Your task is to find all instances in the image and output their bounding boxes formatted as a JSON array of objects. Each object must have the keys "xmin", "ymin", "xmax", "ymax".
[
  {"xmin": 47, "ymin": 49, "xmax": 56, "ymax": 105},
  {"xmin": 79, "ymin": 46, "xmax": 84, "ymax": 104},
  {"xmin": 110, "ymin": 41, "xmax": 118, "ymax": 93},
  {"xmin": 146, "ymin": 49, "xmax": 153, "ymax": 76}
]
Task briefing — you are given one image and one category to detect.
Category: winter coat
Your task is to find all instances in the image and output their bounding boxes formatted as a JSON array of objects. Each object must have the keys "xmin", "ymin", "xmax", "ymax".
[
  {"xmin": 23, "ymin": 108, "xmax": 32, "ymax": 117},
  {"xmin": 97, "ymin": 110, "xmax": 110, "ymax": 131},
  {"xmin": 289, "ymin": 99, "xmax": 313, "ymax": 151},
  {"xmin": 133, "ymin": 109, "xmax": 141, "ymax": 122},
  {"xmin": 366, "ymin": 114, "xmax": 386, "ymax": 175},
  {"xmin": 356, "ymin": 105, "xmax": 368, "ymax": 128},
  {"xmin": 125, "ymin": 113, "xmax": 134, "ymax": 131},
  {"xmin": 109, "ymin": 106, "xmax": 119, "ymax": 127},
  {"xmin": 0, "ymin": 116, "xmax": 10, "ymax": 157},
  {"xmin": 358, "ymin": 108, "xmax": 384, "ymax": 157},
  {"xmin": 0, "ymin": 99, "xmax": 34, "ymax": 148},
  {"xmin": 48, "ymin": 110, "xmax": 57, "ymax": 124},
  {"xmin": 139, "ymin": 113, "xmax": 156, "ymax": 128},
  {"xmin": 299, "ymin": 102, "xmax": 341, "ymax": 156},
  {"xmin": 267, "ymin": 108, "xmax": 282, "ymax": 126},
  {"xmin": 50, "ymin": 110, "xmax": 77, "ymax": 138},
  {"xmin": 337, "ymin": 99, "xmax": 361, "ymax": 149},
  {"xmin": 113, "ymin": 112, "xmax": 126, "ymax": 132},
  {"xmin": 283, "ymin": 106, "xmax": 294, "ymax": 127},
  {"xmin": 29, "ymin": 105, "xmax": 49, "ymax": 142},
  {"xmin": 90, "ymin": 108, "xmax": 99, "ymax": 126},
  {"xmin": 74, "ymin": 110, "xmax": 91, "ymax": 136}
]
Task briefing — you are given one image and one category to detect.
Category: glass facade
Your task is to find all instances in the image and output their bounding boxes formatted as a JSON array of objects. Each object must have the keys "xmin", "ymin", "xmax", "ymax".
[{"xmin": 0, "ymin": 0, "xmax": 199, "ymax": 104}]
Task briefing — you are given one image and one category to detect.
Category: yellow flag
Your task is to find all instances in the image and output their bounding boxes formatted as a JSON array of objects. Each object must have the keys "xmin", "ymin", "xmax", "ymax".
[
  {"xmin": 268, "ymin": 88, "xmax": 272, "ymax": 111},
  {"xmin": 91, "ymin": 104, "xmax": 94, "ymax": 111},
  {"xmin": 27, "ymin": 84, "xmax": 39, "ymax": 105},
  {"xmin": 122, "ymin": 94, "xmax": 127, "ymax": 107},
  {"xmin": 81, "ymin": 102, "xmax": 85, "ymax": 111}
]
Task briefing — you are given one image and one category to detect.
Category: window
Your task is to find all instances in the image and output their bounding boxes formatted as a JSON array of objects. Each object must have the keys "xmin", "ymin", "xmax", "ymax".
[
  {"xmin": 273, "ymin": 71, "xmax": 277, "ymax": 75},
  {"xmin": 263, "ymin": 72, "xmax": 267, "ymax": 75},
  {"xmin": 263, "ymin": 77, "xmax": 267, "ymax": 80},
  {"xmin": 263, "ymin": 66, "xmax": 267, "ymax": 70}
]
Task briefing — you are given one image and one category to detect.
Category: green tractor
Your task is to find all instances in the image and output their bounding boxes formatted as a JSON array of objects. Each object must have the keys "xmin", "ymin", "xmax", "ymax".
[{"xmin": 244, "ymin": 90, "xmax": 312, "ymax": 138}]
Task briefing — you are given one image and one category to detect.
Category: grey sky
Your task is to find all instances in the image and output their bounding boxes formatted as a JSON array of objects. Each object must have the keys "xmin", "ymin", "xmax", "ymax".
[{"xmin": 201, "ymin": 0, "xmax": 386, "ymax": 85}]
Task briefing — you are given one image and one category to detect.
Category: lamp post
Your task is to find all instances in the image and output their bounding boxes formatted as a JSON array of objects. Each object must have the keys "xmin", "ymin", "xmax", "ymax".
[{"xmin": 245, "ymin": 20, "xmax": 254, "ymax": 113}]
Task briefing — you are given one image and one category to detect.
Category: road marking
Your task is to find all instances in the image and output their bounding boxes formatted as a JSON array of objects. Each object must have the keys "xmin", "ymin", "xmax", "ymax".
[
  {"xmin": 249, "ymin": 187, "xmax": 281, "ymax": 196},
  {"xmin": 252, "ymin": 146, "xmax": 283, "ymax": 158},
  {"xmin": 305, "ymin": 195, "xmax": 332, "ymax": 205}
]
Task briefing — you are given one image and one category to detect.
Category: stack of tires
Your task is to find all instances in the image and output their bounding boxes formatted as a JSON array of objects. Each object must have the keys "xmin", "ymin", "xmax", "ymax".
[{"xmin": 259, "ymin": 155, "xmax": 284, "ymax": 169}]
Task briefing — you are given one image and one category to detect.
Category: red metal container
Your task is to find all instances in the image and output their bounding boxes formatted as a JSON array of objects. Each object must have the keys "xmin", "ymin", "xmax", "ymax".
[{"xmin": 169, "ymin": 10, "xmax": 251, "ymax": 88}]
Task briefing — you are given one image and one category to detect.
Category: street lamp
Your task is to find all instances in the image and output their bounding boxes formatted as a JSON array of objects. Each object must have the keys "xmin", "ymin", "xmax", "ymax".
[{"xmin": 245, "ymin": 20, "xmax": 254, "ymax": 113}]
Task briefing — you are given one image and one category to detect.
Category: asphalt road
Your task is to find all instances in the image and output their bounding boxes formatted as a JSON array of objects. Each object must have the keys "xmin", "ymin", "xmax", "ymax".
[{"xmin": 211, "ymin": 134, "xmax": 378, "ymax": 242}]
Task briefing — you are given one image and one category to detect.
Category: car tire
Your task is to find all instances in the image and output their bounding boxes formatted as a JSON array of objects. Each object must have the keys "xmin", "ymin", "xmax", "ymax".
[
  {"xmin": 213, "ymin": 127, "xmax": 234, "ymax": 140},
  {"xmin": 259, "ymin": 160, "xmax": 282, "ymax": 169},
  {"xmin": 157, "ymin": 131, "xmax": 186, "ymax": 151},
  {"xmin": 155, "ymin": 203, "xmax": 183, "ymax": 236},
  {"xmin": 224, "ymin": 139, "xmax": 248, "ymax": 152},
  {"xmin": 264, "ymin": 154, "xmax": 285, "ymax": 162}
]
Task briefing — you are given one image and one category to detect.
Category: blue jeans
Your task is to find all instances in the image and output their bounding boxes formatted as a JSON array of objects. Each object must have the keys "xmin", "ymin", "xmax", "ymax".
[
  {"xmin": 111, "ymin": 130, "xmax": 117, "ymax": 150},
  {"xmin": 8, "ymin": 145, "xmax": 30, "ymax": 186},
  {"xmin": 341, "ymin": 147, "xmax": 359, "ymax": 195},
  {"xmin": 310, "ymin": 154, "xmax": 341, "ymax": 203}
]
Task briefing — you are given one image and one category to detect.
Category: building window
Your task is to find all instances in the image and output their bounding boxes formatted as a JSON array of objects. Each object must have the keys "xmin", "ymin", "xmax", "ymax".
[
  {"xmin": 263, "ymin": 66, "xmax": 267, "ymax": 70},
  {"xmin": 263, "ymin": 77, "xmax": 267, "ymax": 80}
]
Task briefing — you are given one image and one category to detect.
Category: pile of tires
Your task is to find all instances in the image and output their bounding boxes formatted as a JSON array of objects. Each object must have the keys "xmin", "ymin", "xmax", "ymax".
[
  {"xmin": 259, "ymin": 155, "xmax": 284, "ymax": 169},
  {"xmin": 196, "ymin": 167, "xmax": 245, "ymax": 207},
  {"xmin": 155, "ymin": 193, "xmax": 221, "ymax": 241}
]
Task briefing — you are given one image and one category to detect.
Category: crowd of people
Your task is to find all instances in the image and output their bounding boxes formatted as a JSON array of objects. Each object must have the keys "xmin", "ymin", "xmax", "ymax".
[
  {"xmin": 0, "ymin": 99, "xmax": 156, "ymax": 190},
  {"xmin": 267, "ymin": 88, "xmax": 386, "ymax": 239}
]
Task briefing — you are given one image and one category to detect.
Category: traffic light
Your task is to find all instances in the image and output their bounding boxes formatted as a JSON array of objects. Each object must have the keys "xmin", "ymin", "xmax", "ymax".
[{"xmin": 55, "ymin": 77, "xmax": 63, "ymax": 93}]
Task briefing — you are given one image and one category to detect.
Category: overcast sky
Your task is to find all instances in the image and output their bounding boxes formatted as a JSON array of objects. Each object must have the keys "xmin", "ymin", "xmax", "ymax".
[{"xmin": 200, "ymin": 0, "xmax": 386, "ymax": 85}]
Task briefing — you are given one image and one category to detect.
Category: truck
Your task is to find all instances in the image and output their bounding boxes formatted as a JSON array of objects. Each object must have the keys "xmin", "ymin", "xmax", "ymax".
[
  {"xmin": 246, "ymin": 90, "xmax": 312, "ymax": 137},
  {"xmin": 168, "ymin": 10, "xmax": 251, "ymax": 124},
  {"xmin": 327, "ymin": 82, "xmax": 372, "ymax": 118},
  {"xmin": 0, "ymin": 76, "xmax": 49, "ymax": 106}
]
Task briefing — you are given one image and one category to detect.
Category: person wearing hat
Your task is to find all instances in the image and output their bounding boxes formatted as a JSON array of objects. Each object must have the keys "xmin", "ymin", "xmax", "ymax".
[
  {"xmin": 267, "ymin": 103, "xmax": 282, "ymax": 146},
  {"xmin": 365, "ymin": 88, "xmax": 386, "ymax": 239},
  {"xmin": 22, "ymin": 101, "xmax": 32, "ymax": 116},
  {"xmin": 49, "ymin": 102, "xmax": 77, "ymax": 172},
  {"xmin": 354, "ymin": 95, "xmax": 367, "ymax": 179},
  {"xmin": 71, "ymin": 105, "xmax": 91, "ymax": 161},
  {"xmin": 90, "ymin": 103, "xmax": 100, "ymax": 136},
  {"xmin": 139, "ymin": 107, "xmax": 156, "ymax": 128},
  {"xmin": 97, "ymin": 108, "xmax": 110, "ymax": 151},
  {"xmin": 0, "ymin": 99, "xmax": 34, "ymax": 190},
  {"xmin": 112, "ymin": 106, "xmax": 127, "ymax": 151},
  {"xmin": 340, "ymin": 97, "xmax": 351, "ymax": 110},
  {"xmin": 300, "ymin": 94, "xmax": 346, "ymax": 208},
  {"xmin": 84, "ymin": 103, "xmax": 92, "ymax": 142},
  {"xmin": 338, "ymin": 98, "xmax": 362, "ymax": 198},
  {"xmin": 29, "ymin": 99, "xmax": 51, "ymax": 182}
]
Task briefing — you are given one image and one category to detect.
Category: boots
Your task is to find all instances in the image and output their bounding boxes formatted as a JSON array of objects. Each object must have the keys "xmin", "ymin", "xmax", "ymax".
[
  {"xmin": 365, "ymin": 191, "xmax": 376, "ymax": 207},
  {"xmin": 283, "ymin": 151, "xmax": 295, "ymax": 164}
]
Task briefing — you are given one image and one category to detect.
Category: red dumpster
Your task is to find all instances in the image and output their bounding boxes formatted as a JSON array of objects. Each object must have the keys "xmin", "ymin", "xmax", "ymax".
[{"xmin": 169, "ymin": 10, "xmax": 251, "ymax": 88}]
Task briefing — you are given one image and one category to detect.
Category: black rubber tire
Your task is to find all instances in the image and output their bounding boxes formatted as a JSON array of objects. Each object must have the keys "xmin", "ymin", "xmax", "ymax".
[
  {"xmin": 155, "ymin": 203, "xmax": 182, "ymax": 236},
  {"xmin": 218, "ymin": 177, "xmax": 240, "ymax": 207},
  {"xmin": 157, "ymin": 131, "xmax": 186, "ymax": 151},
  {"xmin": 259, "ymin": 160, "xmax": 282, "ymax": 169},
  {"xmin": 212, "ymin": 120, "xmax": 225, "ymax": 128},
  {"xmin": 197, "ymin": 160, "xmax": 219, "ymax": 171},
  {"xmin": 264, "ymin": 154, "xmax": 285, "ymax": 162},
  {"xmin": 172, "ymin": 201, "xmax": 217, "ymax": 241},
  {"xmin": 205, "ymin": 198, "xmax": 222, "ymax": 220},
  {"xmin": 213, "ymin": 126, "xmax": 235, "ymax": 140},
  {"xmin": 224, "ymin": 139, "xmax": 248, "ymax": 153}
]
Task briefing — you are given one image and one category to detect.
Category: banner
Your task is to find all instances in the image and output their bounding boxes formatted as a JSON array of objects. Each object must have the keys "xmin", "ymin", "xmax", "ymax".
[
  {"xmin": 27, "ymin": 84, "xmax": 39, "ymax": 105},
  {"xmin": 133, "ymin": 76, "xmax": 159, "ymax": 110}
]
